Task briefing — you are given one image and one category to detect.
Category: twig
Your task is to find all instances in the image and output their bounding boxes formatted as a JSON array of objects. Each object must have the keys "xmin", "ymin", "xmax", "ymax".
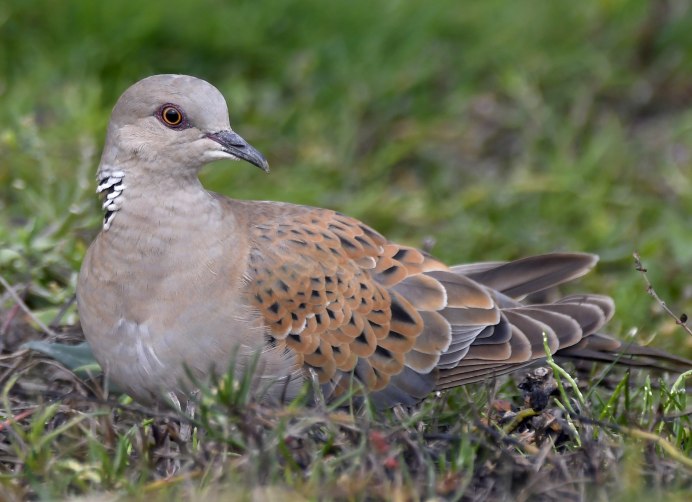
[
  {"xmin": 0, "ymin": 303, "xmax": 21, "ymax": 337},
  {"xmin": 0, "ymin": 274, "xmax": 58, "ymax": 338},
  {"xmin": 502, "ymin": 408, "xmax": 539, "ymax": 434},
  {"xmin": 633, "ymin": 252, "xmax": 692, "ymax": 336},
  {"xmin": 49, "ymin": 294, "xmax": 77, "ymax": 328},
  {"xmin": 142, "ymin": 470, "xmax": 203, "ymax": 492},
  {"xmin": 0, "ymin": 407, "xmax": 39, "ymax": 432}
]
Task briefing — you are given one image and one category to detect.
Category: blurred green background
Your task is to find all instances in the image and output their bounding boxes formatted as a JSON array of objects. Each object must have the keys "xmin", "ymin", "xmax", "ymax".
[{"xmin": 0, "ymin": 0, "xmax": 690, "ymax": 353}]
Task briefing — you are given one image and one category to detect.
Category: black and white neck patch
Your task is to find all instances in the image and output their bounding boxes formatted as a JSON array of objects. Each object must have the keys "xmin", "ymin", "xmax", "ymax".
[{"xmin": 96, "ymin": 169, "xmax": 126, "ymax": 230}]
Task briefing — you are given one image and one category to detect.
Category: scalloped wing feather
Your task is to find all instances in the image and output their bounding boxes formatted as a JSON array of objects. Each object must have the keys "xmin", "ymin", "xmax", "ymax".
[{"xmin": 241, "ymin": 203, "xmax": 625, "ymax": 404}]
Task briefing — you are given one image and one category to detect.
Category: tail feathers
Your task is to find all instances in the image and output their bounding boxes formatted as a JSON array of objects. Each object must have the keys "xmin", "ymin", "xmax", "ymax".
[
  {"xmin": 442, "ymin": 294, "xmax": 612, "ymax": 358},
  {"xmin": 405, "ymin": 252, "xmax": 688, "ymax": 397},
  {"xmin": 558, "ymin": 333, "xmax": 692, "ymax": 373},
  {"xmin": 451, "ymin": 253, "xmax": 598, "ymax": 299},
  {"xmin": 435, "ymin": 285, "xmax": 690, "ymax": 390},
  {"xmin": 436, "ymin": 332, "xmax": 691, "ymax": 390}
]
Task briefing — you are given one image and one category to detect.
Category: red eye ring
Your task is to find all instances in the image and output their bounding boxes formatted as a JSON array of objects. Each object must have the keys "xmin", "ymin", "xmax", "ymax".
[{"xmin": 161, "ymin": 105, "xmax": 183, "ymax": 127}]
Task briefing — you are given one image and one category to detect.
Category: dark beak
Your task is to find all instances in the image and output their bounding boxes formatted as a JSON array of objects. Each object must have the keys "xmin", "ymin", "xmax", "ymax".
[{"xmin": 206, "ymin": 130, "xmax": 270, "ymax": 173}]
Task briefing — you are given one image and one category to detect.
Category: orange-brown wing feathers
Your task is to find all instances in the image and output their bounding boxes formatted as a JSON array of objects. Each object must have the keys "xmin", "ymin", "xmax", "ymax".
[
  {"xmin": 243, "ymin": 203, "xmax": 466, "ymax": 392},
  {"xmin": 243, "ymin": 203, "xmax": 625, "ymax": 402}
]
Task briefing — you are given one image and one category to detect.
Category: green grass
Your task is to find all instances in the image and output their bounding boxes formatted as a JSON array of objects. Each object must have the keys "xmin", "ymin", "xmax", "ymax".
[{"xmin": 1, "ymin": 0, "xmax": 691, "ymax": 499}]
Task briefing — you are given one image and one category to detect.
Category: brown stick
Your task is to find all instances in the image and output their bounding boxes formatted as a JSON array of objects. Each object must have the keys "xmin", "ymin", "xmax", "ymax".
[{"xmin": 633, "ymin": 252, "xmax": 692, "ymax": 337}]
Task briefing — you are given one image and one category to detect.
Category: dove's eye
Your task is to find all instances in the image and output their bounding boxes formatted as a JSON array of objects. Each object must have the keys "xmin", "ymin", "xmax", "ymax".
[{"xmin": 159, "ymin": 105, "xmax": 184, "ymax": 127}]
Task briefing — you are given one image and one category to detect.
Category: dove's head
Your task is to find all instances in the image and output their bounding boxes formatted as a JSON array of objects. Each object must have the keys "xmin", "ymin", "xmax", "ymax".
[{"xmin": 98, "ymin": 74, "xmax": 268, "ymax": 181}]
